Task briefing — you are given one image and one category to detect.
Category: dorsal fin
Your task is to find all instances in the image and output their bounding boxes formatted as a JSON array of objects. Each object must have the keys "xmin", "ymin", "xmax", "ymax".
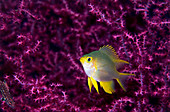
[{"xmin": 99, "ymin": 45, "xmax": 119, "ymax": 59}]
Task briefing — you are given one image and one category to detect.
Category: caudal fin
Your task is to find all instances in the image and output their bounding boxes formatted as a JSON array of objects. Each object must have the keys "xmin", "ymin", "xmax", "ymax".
[
  {"xmin": 119, "ymin": 73, "xmax": 135, "ymax": 76},
  {"xmin": 116, "ymin": 73, "xmax": 135, "ymax": 91},
  {"xmin": 100, "ymin": 80, "xmax": 115, "ymax": 94},
  {"xmin": 114, "ymin": 59, "xmax": 129, "ymax": 69}
]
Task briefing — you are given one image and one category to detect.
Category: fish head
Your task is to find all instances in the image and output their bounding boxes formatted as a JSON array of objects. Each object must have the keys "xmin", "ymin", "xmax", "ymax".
[
  {"xmin": 80, "ymin": 53, "xmax": 97, "ymax": 77},
  {"xmin": 80, "ymin": 55, "xmax": 94, "ymax": 69}
]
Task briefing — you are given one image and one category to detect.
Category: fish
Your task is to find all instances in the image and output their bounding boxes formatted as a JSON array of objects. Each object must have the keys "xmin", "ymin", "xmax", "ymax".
[
  {"xmin": 80, "ymin": 45, "xmax": 135, "ymax": 94},
  {"xmin": 0, "ymin": 80, "xmax": 15, "ymax": 108}
]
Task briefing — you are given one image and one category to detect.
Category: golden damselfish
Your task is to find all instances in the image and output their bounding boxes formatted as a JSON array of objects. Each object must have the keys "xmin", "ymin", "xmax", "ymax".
[{"xmin": 80, "ymin": 45, "xmax": 135, "ymax": 94}]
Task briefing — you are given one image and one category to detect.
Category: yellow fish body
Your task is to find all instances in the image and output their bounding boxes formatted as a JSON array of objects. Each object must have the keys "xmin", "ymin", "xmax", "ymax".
[{"xmin": 80, "ymin": 45, "xmax": 135, "ymax": 94}]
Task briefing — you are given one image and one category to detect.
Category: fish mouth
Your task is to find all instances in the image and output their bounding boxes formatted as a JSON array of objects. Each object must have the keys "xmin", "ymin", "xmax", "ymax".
[{"xmin": 80, "ymin": 57, "xmax": 86, "ymax": 64}]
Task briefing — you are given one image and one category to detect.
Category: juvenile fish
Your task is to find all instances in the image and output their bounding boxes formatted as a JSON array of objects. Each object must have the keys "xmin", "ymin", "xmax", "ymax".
[
  {"xmin": 80, "ymin": 45, "xmax": 135, "ymax": 94},
  {"xmin": 0, "ymin": 80, "xmax": 15, "ymax": 108}
]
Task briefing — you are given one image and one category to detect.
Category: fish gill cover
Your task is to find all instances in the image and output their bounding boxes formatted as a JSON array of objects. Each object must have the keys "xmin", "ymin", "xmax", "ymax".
[{"xmin": 0, "ymin": 0, "xmax": 169, "ymax": 111}]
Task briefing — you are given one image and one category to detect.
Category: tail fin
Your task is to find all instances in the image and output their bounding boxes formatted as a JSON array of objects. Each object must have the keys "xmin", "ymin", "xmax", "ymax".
[
  {"xmin": 116, "ymin": 73, "xmax": 135, "ymax": 91},
  {"xmin": 113, "ymin": 59, "xmax": 129, "ymax": 69},
  {"xmin": 100, "ymin": 80, "xmax": 115, "ymax": 94}
]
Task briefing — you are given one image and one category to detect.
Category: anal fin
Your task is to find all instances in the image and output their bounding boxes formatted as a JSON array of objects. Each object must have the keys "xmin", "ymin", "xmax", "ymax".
[{"xmin": 100, "ymin": 81, "xmax": 115, "ymax": 94}]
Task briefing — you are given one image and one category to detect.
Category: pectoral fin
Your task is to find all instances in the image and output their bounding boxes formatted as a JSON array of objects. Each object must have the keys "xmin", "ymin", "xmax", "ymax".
[
  {"xmin": 90, "ymin": 77, "xmax": 99, "ymax": 94},
  {"xmin": 88, "ymin": 77, "xmax": 92, "ymax": 92}
]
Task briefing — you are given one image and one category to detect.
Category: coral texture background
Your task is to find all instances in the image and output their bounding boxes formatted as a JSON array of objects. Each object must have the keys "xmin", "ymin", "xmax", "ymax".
[{"xmin": 0, "ymin": 0, "xmax": 169, "ymax": 111}]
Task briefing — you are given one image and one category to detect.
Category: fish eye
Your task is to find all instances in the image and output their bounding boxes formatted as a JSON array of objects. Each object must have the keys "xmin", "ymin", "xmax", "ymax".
[{"xmin": 87, "ymin": 57, "xmax": 92, "ymax": 62}]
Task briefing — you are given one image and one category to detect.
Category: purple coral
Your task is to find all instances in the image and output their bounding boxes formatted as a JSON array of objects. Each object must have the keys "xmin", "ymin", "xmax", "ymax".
[{"xmin": 0, "ymin": 0, "xmax": 169, "ymax": 111}]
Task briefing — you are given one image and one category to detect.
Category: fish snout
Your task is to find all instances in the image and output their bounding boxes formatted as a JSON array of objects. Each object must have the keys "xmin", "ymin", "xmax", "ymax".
[{"xmin": 80, "ymin": 57, "xmax": 86, "ymax": 64}]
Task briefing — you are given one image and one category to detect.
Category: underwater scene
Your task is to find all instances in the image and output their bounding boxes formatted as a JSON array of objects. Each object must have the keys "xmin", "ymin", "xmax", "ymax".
[{"xmin": 0, "ymin": 0, "xmax": 169, "ymax": 111}]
